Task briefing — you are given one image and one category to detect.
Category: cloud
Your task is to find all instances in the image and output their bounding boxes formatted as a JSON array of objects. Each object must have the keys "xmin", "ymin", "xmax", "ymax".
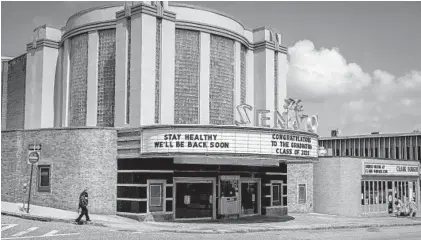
[
  {"xmin": 287, "ymin": 40, "xmax": 421, "ymax": 135},
  {"xmin": 287, "ymin": 40, "xmax": 371, "ymax": 100}
]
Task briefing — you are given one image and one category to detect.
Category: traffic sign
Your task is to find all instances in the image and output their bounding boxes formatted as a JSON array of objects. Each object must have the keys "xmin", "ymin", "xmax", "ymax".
[
  {"xmin": 28, "ymin": 151, "xmax": 40, "ymax": 164},
  {"xmin": 28, "ymin": 144, "xmax": 41, "ymax": 151}
]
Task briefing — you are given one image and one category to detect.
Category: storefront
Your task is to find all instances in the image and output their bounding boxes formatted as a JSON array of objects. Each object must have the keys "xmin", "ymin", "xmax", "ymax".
[
  {"xmin": 314, "ymin": 157, "xmax": 420, "ymax": 217},
  {"xmin": 361, "ymin": 162, "xmax": 419, "ymax": 215},
  {"xmin": 117, "ymin": 125, "xmax": 319, "ymax": 220}
]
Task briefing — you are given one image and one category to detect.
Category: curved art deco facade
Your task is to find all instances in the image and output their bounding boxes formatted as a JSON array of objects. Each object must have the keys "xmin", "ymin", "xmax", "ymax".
[
  {"xmin": 1, "ymin": 2, "xmax": 320, "ymax": 217},
  {"xmin": 17, "ymin": 1, "xmax": 288, "ymax": 130}
]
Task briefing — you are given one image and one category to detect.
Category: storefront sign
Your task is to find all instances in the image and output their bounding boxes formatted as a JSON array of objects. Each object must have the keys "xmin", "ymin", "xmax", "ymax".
[
  {"xmin": 141, "ymin": 127, "xmax": 318, "ymax": 158},
  {"xmin": 363, "ymin": 163, "xmax": 419, "ymax": 176},
  {"xmin": 235, "ymin": 98, "xmax": 319, "ymax": 134}
]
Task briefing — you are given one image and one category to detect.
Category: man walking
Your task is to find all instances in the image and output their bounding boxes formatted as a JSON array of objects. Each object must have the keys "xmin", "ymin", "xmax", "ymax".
[{"xmin": 75, "ymin": 187, "xmax": 91, "ymax": 223}]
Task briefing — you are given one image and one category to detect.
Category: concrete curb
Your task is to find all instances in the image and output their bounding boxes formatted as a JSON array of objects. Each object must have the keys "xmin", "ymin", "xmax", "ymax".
[
  {"xmin": 1, "ymin": 211, "xmax": 106, "ymax": 228},
  {"xmin": 4, "ymin": 210, "xmax": 421, "ymax": 234},
  {"xmin": 158, "ymin": 222, "xmax": 421, "ymax": 234}
]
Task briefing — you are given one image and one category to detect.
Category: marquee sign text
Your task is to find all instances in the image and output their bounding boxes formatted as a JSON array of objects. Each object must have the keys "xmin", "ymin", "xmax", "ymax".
[{"xmin": 142, "ymin": 128, "xmax": 318, "ymax": 158}]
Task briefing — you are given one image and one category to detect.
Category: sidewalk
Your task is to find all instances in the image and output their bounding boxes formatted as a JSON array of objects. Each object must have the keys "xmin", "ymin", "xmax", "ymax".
[
  {"xmin": 1, "ymin": 201, "xmax": 159, "ymax": 232},
  {"xmin": 2, "ymin": 201, "xmax": 421, "ymax": 234}
]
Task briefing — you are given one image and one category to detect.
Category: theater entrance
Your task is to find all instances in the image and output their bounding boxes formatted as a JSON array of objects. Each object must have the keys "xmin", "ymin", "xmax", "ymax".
[
  {"xmin": 174, "ymin": 178, "xmax": 216, "ymax": 220},
  {"xmin": 240, "ymin": 179, "xmax": 261, "ymax": 216}
]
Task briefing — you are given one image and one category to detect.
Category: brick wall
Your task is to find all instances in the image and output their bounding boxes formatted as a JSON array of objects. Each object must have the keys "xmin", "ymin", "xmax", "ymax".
[
  {"xmin": 69, "ymin": 34, "xmax": 89, "ymax": 126},
  {"xmin": 287, "ymin": 163, "xmax": 314, "ymax": 213},
  {"xmin": 240, "ymin": 44, "xmax": 247, "ymax": 104},
  {"xmin": 174, "ymin": 29, "xmax": 200, "ymax": 124},
  {"xmin": 1, "ymin": 131, "xmax": 24, "ymax": 201},
  {"xmin": 1, "ymin": 128, "xmax": 118, "ymax": 214},
  {"xmin": 263, "ymin": 206, "xmax": 288, "ymax": 216},
  {"xmin": 313, "ymin": 157, "xmax": 362, "ymax": 216},
  {"xmin": 313, "ymin": 157, "xmax": 342, "ymax": 215},
  {"xmin": 209, "ymin": 34, "xmax": 235, "ymax": 125},
  {"xmin": 97, "ymin": 29, "xmax": 116, "ymax": 127},
  {"xmin": 6, "ymin": 54, "xmax": 27, "ymax": 130}
]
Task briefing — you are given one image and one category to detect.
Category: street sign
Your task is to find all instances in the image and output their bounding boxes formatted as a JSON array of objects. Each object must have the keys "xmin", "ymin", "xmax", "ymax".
[
  {"xmin": 28, "ymin": 151, "xmax": 40, "ymax": 164},
  {"xmin": 28, "ymin": 144, "xmax": 41, "ymax": 151}
]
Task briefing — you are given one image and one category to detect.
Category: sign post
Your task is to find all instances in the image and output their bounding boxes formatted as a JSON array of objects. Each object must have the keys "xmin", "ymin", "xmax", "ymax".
[{"xmin": 27, "ymin": 145, "xmax": 40, "ymax": 213}]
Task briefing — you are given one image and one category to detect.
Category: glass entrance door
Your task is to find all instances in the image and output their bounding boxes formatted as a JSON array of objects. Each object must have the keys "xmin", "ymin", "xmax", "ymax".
[
  {"xmin": 241, "ymin": 182, "xmax": 258, "ymax": 215},
  {"xmin": 175, "ymin": 183, "xmax": 213, "ymax": 219}
]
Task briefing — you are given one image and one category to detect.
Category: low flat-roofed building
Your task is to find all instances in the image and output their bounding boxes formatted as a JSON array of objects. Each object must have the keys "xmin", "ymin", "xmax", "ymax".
[{"xmin": 315, "ymin": 132, "xmax": 421, "ymax": 216}]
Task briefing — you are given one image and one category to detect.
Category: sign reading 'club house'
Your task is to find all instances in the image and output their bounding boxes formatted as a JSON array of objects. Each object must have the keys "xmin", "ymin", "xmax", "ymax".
[{"xmin": 141, "ymin": 127, "xmax": 318, "ymax": 158}]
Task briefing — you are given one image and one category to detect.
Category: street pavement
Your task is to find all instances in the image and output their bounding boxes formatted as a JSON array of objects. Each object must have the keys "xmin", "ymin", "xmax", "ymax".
[
  {"xmin": 3, "ymin": 201, "xmax": 421, "ymax": 234},
  {"xmin": 2, "ymin": 215, "xmax": 421, "ymax": 240}
]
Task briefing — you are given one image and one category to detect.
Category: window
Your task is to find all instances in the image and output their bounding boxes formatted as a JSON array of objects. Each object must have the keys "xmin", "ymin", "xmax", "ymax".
[
  {"xmin": 346, "ymin": 149, "xmax": 349, "ymax": 156},
  {"xmin": 396, "ymin": 147, "xmax": 399, "ymax": 159},
  {"xmin": 38, "ymin": 165, "xmax": 51, "ymax": 192},
  {"xmin": 336, "ymin": 149, "xmax": 339, "ymax": 156},
  {"xmin": 298, "ymin": 184, "xmax": 306, "ymax": 204},
  {"xmin": 413, "ymin": 147, "xmax": 416, "ymax": 161},
  {"xmin": 149, "ymin": 182, "xmax": 164, "ymax": 212},
  {"xmin": 407, "ymin": 147, "xmax": 410, "ymax": 160},
  {"xmin": 361, "ymin": 181, "xmax": 364, "ymax": 205},
  {"xmin": 272, "ymin": 183, "xmax": 282, "ymax": 206},
  {"xmin": 355, "ymin": 148, "xmax": 359, "ymax": 156},
  {"xmin": 375, "ymin": 148, "xmax": 378, "ymax": 158},
  {"xmin": 385, "ymin": 148, "xmax": 389, "ymax": 158},
  {"xmin": 150, "ymin": 184, "xmax": 162, "ymax": 206},
  {"xmin": 418, "ymin": 146, "xmax": 420, "ymax": 161},
  {"xmin": 365, "ymin": 148, "xmax": 368, "ymax": 156}
]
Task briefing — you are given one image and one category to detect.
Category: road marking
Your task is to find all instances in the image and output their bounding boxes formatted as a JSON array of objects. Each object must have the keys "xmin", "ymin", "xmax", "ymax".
[
  {"xmin": 12, "ymin": 227, "xmax": 39, "ymax": 236},
  {"xmin": 1, "ymin": 224, "xmax": 18, "ymax": 231},
  {"xmin": 42, "ymin": 230, "xmax": 60, "ymax": 236},
  {"xmin": 2, "ymin": 233, "xmax": 80, "ymax": 240}
]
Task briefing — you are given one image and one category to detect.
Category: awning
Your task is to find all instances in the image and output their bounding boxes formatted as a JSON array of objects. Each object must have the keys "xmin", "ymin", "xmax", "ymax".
[{"xmin": 173, "ymin": 155, "xmax": 280, "ymax": 166}]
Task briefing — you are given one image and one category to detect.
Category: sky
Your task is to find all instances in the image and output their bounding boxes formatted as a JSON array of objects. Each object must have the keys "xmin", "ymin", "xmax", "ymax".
[{"xmin": 1, "ymin": 1, "xmax": 421, "ymax": 137}]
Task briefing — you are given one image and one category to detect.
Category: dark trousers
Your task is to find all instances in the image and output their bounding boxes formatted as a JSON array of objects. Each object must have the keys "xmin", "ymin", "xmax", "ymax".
[{"xmin": 76, "ymin": 206, "xmax": 90, "ymax": 222}]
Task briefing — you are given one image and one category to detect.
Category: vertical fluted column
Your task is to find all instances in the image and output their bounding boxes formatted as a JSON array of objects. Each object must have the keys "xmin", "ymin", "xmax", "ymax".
[
  {"xmin": 160, "ymin": 18, "xmax": 175, "ymax": 124},
  {"xmin": 114, "ymin": 17, "xmax": 129, "ymax": 127},
  {"xmin": 86, "ymin": 31, "xmax": 99, "ymax": 126},
  {"xmin": 199, "ymin": 32, "xmax": 210, "ymax": 124},
  {"xmin": 276, "ymin": 50, "xmax": 287, "ymax": 112},
  {"xmin": 246, "ymin": 49, "xmax": 254, "ymax": 125},
  {"xmin": 234, "ymin": 42, "xmax": 241, "ymax": 122},
  {"xmin": 130, "ymin": 12, "xmax": 156, "ymax": 126},
  {"xmin": 61, "ymin": 39, "xmax": 70, "ymax": 127}
]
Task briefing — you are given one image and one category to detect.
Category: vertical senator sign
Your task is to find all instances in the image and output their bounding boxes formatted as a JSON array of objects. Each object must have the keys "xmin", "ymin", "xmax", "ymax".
[
  {"xmin": 235, "ymin": 98, "xmax": 319, "ymax": 134},
  {"xmin": 26, "ymin": 143, "xmax": 41, "ymax": 213}
]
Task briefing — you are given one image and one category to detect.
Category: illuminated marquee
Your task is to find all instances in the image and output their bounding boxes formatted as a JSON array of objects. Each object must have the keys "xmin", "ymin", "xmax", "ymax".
[
  {"xmin": 141, "ymin": 127, "xmax": 319, "ymax": 158},
  {"xmin": 235, "ymin": 98, "xmax": 319, "ymax": 133}
]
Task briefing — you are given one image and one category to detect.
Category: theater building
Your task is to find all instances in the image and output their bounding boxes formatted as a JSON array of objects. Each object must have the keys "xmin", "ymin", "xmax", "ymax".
[
  {"xmin": 1, "ymin": 2, "xmax": 320, "ymax": 220},
  {"xmin": 316, "ymin": 132, "xmax": 421, "ymax": 217}
]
